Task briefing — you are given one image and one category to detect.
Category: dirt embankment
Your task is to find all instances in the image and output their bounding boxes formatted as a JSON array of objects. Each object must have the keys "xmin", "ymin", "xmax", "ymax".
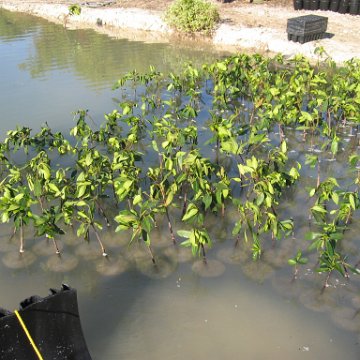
[{"xmin": 0, "ymin": 0, "xmax": 359, "ymax": 63}]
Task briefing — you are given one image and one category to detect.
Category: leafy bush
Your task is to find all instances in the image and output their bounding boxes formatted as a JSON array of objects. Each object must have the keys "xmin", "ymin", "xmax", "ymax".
[
  {"xmin": 165, "ymin": 0, "xmax": 220, "ymax": 35},
  {"xmin": 68, "ymin": 4, "xmax": 81, "ymax": 16}
]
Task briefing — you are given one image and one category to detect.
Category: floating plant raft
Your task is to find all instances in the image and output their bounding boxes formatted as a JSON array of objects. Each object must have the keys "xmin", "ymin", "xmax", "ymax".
[{"xmin": 287, "ymin": 14, "xmax": 328, "ymax": 44}]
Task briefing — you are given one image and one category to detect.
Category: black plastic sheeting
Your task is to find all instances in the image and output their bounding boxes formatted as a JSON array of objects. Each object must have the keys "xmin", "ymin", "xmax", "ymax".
[{"xmin": 0, "ymin": 284, "xmax": 92, "ymax": 360}]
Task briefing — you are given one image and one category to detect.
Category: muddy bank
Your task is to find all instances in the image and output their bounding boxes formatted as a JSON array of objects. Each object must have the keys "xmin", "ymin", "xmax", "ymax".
[{"xmin": 0, "ymin": 1, "xmax": 359, "ymax": 63}]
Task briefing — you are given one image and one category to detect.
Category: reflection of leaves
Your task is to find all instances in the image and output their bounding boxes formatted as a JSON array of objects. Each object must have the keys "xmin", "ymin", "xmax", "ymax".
[
  {"xmin": 9, "ymin": 11, "xmax": 226, "ymax": 86},
  {"xmin": 0, "ymin": 9, "xmax": 39, "ymax": 41}
]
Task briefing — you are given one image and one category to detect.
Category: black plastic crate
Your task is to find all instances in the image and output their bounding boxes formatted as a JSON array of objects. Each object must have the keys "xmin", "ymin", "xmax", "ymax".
[
  {"xmin": 287, "ymin": 15, "xmax": 328, "ymax": 44},
  {"xmin": 287, "ymin": 33, "xmax": 324, "ymax": 44}
]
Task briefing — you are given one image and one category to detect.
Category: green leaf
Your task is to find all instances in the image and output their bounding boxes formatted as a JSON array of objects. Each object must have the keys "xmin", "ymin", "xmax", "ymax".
[
  {"xmin": 165, "ymin": 191, "xmax": 174, "ymax": 207},
  {"xmin": 202, "ymin": 194, "xmax": 212, "ymax": 210},
  {"xmin": 14, "ymin": 193, "xmax": 24, "ymax": 202},
  {"xmin": 77, "ymin": 185, "xmax": 87, "ymax": 198},
  {"xmin": 349, "ymin": 193, "xmax": 356, "ymax": 210},
  {"xmin": 216, "ymin": 62, "xmax": 227, "ymax": 71},
  {"xmin": 180, "ymin": 239, "xmax": 191, "ymax": 247},
  {"xmin": 141, "ymin": 216, "xmax": 152, "ymax": 234},
  {"xmin": 123, "ymin": 105, "xmax": 131, "ymax": 115},
  {"xmin": 309, "ymin": 188, "xmax": 316, "ymax": 197},
  {"xmin": 177, "ymin": 230, "xmax": 192, "ymax": 238},
  {"xmin": 76, "ymin": 200, "xmax": 87, "ymax": 207},
  {"xmin": 1, "ymin": 212, "xmax": 9, "ymax": 223},
  {"xmin": 305, "ymin": 231, "xmax": 321, "ymax": 241},
  {"xmin": 256, "ymin": 192, "xmax": 265, "ymax": 206},
  {"xmin": 311, "ymin": 205, "xmax": 327, "ymax": 213},
  {"xmin": 267, "ymin": 182, "xmax": 274, "ymax": 195},
  {"xmin": 40, "ymin": 165, "xmax": 51, "ymax": 180},
  {"xmin": 77, "ymin": 210, "xmax": 89, "ymax": 220},
  {"xmin": 123, "ymin": 179, "xmax": 133, "ymax": 191},
  {"xmin": 115, "ymin": 224, "xmax": 130, "ymax": 232},
  {"xmin": 221, "ymin": 138, "xmax": 238, "ymax": 154},
  {"xmin": 48, "ymin": 183, "xmax": 60, "ymax": 193},
  {"xmin": 151, "ymin": 140, "xmax": 159, "ymax": 152},
  {"xmin": 331, "ymin": 192, "xmax": 339, "ymax": 205},
  {"xmin": 133, "ymin": 194, "xmax": 142, "ymax": 206},
  {"xmin": 232, "ymin": 221, "xmax": 242, "ymax": 236},
  {"xmin": 115, "ymin": 211, "xmax": 137, "ymax": 225},
  {"xmin": 331, "ymin": 136, "xmax": 339, "ymax": 156},
  {"xmin": 182, "ymin": 204, "xmax": 198, "ymax": 222}
]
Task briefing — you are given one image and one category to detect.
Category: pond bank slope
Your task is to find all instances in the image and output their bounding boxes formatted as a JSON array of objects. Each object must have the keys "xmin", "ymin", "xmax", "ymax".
[{"xmin": 0, "ymin": 0, "xmax": 359, "ymax": 63}]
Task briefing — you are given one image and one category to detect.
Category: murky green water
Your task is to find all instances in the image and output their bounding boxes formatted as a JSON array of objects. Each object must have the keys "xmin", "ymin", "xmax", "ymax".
[
  {"xmin": 0, "ymin": 8, "xmax": 359, "ymax": 360},
  {"xmin": 0, "ymin": 9, "xmax": 223, "ymax": 135}
]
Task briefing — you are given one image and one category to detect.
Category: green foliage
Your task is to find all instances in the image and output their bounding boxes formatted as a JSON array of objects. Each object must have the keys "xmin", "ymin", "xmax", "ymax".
[
  {"xmin": 1, "ymin": 53, "xmax": 360, "ymax": 282},
  {"xmin": 165, "ymin": 0, "xmax": 220, "ymax": 34},
  {"xmin": 68, "ymin": 4, "xmax": 81, "ymax": 16}
]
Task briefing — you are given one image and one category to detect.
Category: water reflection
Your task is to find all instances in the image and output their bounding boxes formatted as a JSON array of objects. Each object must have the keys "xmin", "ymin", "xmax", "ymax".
[
  {"xmin": 0, "ymin": 9, "xmax": 39, "ymax": 41},
  {"xmin": 0, "ymin": 8, "xmax": 227, "ymax": 135}
]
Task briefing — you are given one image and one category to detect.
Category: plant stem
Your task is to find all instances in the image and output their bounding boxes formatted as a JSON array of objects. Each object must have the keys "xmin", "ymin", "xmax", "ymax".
[
  {"xmin": 147, "ymin": 244, "xmax": 156, "ymax": 264},
  {"xmin": 182, "ymin": 191, "xmax": 188, "ymax": 218},
  {"xmin": 201, "ymin": 243, "xmax": 207, "ymax": 264},
  {"xmin": 96, "ymin": 200, "xmax": 110, "ymax": 227},
  {"xmin": 52, "ymin": 237, "xmax": 60, "ymax": 254},
  {"xmin": 91, "ymin": 223, "xmax": 107, "ymax": 256},
  {"xmin": 165, "ymin": 207, "xmax": 176, "ymax": 244},
  {"xmin": 19, "ymin": 218, "xmax": 24, "ymax": 253},
  {"xmin": 317, "ymin": 160, "xmax": 321, "ymax": 188},
  {"xmin": 322, "ymin": 271, "xmax": 332, "ymax": 292}
]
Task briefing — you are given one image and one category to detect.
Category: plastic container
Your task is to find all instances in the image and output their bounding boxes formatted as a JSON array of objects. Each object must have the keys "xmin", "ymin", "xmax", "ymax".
[
  {"xmin": 349, "ymin": 0, "xmax": 359, "ymax": 14},
  {"xmin": 287, "ymin": 33, "xmax": 325, "ymax": 43},
  {"xmin": 330, "ymin": 0, "xmax": 340, "ymax": 11},
  {"xmin": 320, "ymin": 0, "xmax": 330, "ymax": 9},
  {"xmin": 338, "ymin": 0, "xmax": 350, "ymax": 12},
  {"xmin": 303, "ymin": 0, "xmax": 311, "ymax": 9},
  {"xmin": 294, "ymin": 0, "xmax": 304, "ymax": 10},
  {"xmin": 310, "ymin": 0, "xmax": 320, "ymax": 9},
  {"xmin": 287, "ymin": 14, "xmax": 328, "ymax": 43}
]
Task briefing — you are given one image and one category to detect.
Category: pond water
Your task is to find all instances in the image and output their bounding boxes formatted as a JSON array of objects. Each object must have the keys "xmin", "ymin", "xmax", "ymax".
[{"xmin": 0, "ymin": 9, "xmax": 359, "ymax": 360}]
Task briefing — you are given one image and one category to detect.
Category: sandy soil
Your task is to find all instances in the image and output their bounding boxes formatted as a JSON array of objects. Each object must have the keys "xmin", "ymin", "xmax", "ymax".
[{"xmin": 0, "ymin": 0, "xmax": 359, "ymax": 63}]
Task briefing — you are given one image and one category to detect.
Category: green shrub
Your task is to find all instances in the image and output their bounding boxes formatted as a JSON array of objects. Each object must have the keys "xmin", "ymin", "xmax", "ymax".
[
  {"xmin": 165, "ymin": 0, "xmax": 220, "ymax": 35},
  {"xmin": 68, "ymin": 4, "xmax": 81, "ymax": 16}
]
